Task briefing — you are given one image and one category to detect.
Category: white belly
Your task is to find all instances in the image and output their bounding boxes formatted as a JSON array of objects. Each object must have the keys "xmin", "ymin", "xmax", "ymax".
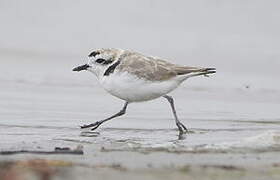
[{"xmin": 99, "ymin": 72, "xmax": 180, "ymax": 102}]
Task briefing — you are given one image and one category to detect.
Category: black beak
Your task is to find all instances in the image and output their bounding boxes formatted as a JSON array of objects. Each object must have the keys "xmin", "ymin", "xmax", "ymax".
[{"xmin": 72, "ymin": 64, "xmax": 90, "ymax": 72}]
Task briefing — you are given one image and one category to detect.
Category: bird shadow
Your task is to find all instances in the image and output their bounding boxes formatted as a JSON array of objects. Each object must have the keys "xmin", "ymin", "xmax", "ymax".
[
  {"xmin": 80, "ymin": 131, "xmax": 100, "ymax": 137},
  {"xmin": 178, "ymin": 132, "xmax": 187, "ymax": 140}
]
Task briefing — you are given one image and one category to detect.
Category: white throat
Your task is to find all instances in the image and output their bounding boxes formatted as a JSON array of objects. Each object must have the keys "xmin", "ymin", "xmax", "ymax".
[{"xmin": 87, "ymin": 66, "xmax": 105, "ymax": 80}]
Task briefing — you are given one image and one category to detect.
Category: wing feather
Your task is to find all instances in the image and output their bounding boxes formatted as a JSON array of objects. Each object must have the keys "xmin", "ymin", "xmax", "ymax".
[{"xmin": 117, "ymin": 51, "xmax": 215, "ymax": 81}]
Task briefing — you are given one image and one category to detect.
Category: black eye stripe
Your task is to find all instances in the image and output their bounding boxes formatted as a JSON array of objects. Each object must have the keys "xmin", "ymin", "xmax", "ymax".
[
  {"xmin": 95, "ymin": 58, "xmax": 113, "ymax": 65},
  {"xmin": 95, "ymin": 58, "xmax": 105, "ymax": 63},
  {"xmin": 103, "ymin": 60, "xmax": 113, "ymax": 65}
]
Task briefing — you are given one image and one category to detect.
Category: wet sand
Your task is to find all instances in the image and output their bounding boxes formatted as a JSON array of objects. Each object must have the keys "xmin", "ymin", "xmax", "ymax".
[{"xmin": 1, "ymin": 57, "xmax": 280, "ymax": 180}]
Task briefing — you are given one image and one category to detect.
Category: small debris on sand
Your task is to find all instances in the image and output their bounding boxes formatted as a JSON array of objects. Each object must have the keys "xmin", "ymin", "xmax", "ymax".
[{"xmin": 0, "ymin": 145, "xmax": 83, "ymax": 155}]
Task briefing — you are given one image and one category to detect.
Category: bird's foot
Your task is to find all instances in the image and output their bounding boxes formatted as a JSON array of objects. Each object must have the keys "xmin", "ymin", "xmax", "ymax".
[
  {"xmin": 176, "ymin": 122, "xmax": 188, "ymax": 140},
  {"xmin": 80, "ymin": 121, "xmax": 102, "ymax": 131},
  {"xmin": 176, "ymin": 122, "xmax": 188, "ymax": 134}
]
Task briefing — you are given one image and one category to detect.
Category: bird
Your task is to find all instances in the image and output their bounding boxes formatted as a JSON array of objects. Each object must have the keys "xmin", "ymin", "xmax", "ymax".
[{"xmin": 73, "ymin": 48, "xmax": 216, "ymax": 135}]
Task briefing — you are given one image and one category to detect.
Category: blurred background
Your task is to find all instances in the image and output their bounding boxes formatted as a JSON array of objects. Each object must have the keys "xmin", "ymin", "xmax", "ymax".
[{"xmin": 1, "ymin": 0, "xmax": 279, "ymax": 86}]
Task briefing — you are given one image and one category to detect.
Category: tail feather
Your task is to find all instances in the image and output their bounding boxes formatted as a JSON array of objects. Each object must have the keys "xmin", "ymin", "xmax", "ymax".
[
  {"xmin": 176, "ymin": 67, "xmax": 216, "ymax": 77},
  {"xmin": 189, "ymin": 68, "xmax": 216, "ymax": 78},
  {"xmin": 192, "ymin": 69, "xmax": 216, "ymax": 77}
]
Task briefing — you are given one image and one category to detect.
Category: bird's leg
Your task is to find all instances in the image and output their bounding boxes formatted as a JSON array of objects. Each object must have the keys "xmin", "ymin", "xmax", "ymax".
[
  {"xmin": 81, "ymin": 102, "xmax": 129, "ymax": 131},
  {"xmin": 163, "ymin": 95, "xmax": 188, "ymax": 135}
]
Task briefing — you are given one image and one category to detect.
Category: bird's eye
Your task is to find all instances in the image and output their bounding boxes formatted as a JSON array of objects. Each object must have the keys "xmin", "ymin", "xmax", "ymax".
[{"xmin": 95, "ymin": 58, "xmax": 105, "ymax": 64}]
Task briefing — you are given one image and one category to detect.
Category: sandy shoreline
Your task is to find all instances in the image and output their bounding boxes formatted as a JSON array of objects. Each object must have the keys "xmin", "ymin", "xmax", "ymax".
[
  {"xmin": 1, "ymin": 153, "xmax": 280, "ymax": 180},
  {"xmin": 1, "ymin": 67, "xmax": 280, "ymax": 179}
]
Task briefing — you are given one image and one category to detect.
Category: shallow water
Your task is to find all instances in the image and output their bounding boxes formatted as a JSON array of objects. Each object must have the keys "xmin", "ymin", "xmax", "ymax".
[{"xmin": 1, "ymin": 57, "xmax": 280, "ymax": 158}]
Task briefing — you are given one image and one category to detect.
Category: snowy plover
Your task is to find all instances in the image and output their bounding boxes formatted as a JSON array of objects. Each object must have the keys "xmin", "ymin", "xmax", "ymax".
[{"xmin": 73, "ymin": 48, "xmax": 215, "ymax": 135}]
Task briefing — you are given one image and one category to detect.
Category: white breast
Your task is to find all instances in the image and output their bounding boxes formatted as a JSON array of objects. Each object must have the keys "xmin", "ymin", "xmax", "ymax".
[{"xmin": 99, "ymin": 71, "xmax": 181, "ymax": 102}]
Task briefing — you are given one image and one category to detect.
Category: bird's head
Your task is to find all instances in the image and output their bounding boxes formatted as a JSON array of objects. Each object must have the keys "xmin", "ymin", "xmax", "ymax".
[{"xmin": 73, "ymin": 48, "xmax": 123, "ymax": 77}]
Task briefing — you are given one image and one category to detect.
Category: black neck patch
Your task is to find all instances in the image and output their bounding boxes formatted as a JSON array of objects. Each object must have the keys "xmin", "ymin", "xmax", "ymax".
[{"xmin": 104, "ymin": 61, "xmax": 120, "ymax": 76}]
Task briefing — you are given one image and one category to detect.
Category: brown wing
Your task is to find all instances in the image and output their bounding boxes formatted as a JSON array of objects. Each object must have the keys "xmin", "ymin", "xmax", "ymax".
[{"xmin": 117, "ymin": 51, "xmax": 215, "ymax": 81}]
